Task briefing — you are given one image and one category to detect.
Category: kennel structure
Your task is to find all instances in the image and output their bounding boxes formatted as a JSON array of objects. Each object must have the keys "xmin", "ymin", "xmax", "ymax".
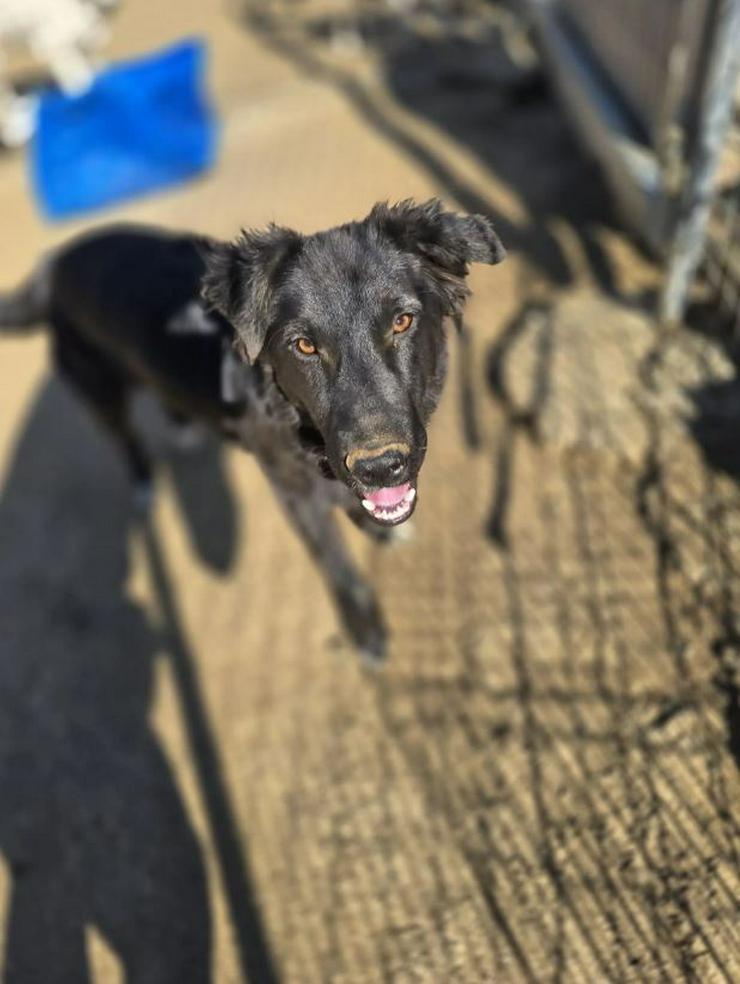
[{"xmin": 522, "ymin": 0, "xmax": 740, "ymax": 324}]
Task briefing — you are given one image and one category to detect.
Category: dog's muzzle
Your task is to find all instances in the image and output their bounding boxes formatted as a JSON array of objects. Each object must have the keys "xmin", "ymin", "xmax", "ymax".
[{"xmin": 344, "ymin": 443, "xmax": 417, "ymax": 525}]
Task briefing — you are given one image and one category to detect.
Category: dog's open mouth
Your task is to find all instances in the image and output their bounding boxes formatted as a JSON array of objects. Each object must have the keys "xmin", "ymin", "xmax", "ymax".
[
  {"xmin": 297, "ymin": 421, "xmax": 417, "ymax": 524},
  {"xmin": 360, "ymin": 482, "xmax": 417, "ymax": 525}
]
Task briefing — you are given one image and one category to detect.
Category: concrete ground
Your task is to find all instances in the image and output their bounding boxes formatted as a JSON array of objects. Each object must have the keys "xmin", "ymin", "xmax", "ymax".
[{"xmin": 0, "ymin": 1, "xmax": 739, "ymax": 981}]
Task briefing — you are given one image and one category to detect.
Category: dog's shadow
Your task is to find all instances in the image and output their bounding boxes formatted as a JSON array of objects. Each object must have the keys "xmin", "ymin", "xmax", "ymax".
[{"xmin": 0, "ymin": 377, "xmax": 275, "ymax": 982}]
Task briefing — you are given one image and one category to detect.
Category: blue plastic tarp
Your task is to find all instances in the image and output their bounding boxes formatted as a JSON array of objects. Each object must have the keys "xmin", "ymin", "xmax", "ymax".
[{"xmin": 31, "ymin": 38, "xmax": 218, "ymax": 220}]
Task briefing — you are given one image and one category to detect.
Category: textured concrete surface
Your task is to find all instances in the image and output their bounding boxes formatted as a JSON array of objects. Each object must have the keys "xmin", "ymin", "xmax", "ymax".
[{"xmin": 0, "ymin": 1, "xmax": 739, "ymax": 981}]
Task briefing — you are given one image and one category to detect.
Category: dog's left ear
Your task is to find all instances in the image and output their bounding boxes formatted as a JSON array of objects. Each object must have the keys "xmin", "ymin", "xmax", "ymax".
[
  {"xmin": 369, "ymin": 198, "xmax": 505, "ymax": 314},
  {"xmin": 201, "ymin": 225, "xmax": 302, "ymax": 362}
]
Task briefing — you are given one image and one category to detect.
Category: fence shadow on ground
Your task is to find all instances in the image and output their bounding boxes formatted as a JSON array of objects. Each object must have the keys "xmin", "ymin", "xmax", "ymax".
[
  {"xmin": 370, "ymin": 403, "xmax": 740, "ymax": 976},
  {"xmin": 670, "ymin": 305, "xmax": 740, "ymax": 769}
]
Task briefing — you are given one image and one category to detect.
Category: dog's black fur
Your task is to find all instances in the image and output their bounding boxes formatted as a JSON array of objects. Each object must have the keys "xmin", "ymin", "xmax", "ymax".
[{"xmin": 0, "ymin": 200, "xmax": 504, "ymax": 661}]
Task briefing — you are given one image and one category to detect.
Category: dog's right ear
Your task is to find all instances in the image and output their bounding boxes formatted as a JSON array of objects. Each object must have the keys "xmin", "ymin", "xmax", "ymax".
[
  {"xmin": 201, "ymin": 225, "xmax": 302, "ymax": 362},
  {"xmin": 368, "ymin": 199, "xmax": 505, "ymax": 315}
]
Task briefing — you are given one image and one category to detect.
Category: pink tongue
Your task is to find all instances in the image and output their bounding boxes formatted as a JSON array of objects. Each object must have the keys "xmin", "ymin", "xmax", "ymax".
[{"xmin": 365, "ymin": 483, "xmax": 411, "ymax": 508}]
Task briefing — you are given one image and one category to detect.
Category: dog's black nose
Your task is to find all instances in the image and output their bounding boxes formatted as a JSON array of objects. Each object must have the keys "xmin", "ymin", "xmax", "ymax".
[{"xmin": 346, "ymin": 445, "xmax": 410, "ymax": 487}]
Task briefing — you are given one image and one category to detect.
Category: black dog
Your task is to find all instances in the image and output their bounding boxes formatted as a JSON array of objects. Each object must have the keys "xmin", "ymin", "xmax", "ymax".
[{"xmin": 0, "ymin": 199, "xmax": 505, "ymax": 661}]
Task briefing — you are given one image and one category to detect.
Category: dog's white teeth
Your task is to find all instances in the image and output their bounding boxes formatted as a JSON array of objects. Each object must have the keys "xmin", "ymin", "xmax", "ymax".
[{"xmin": 361, "ymin": 486, "xmax": 416, "ymax": 522}]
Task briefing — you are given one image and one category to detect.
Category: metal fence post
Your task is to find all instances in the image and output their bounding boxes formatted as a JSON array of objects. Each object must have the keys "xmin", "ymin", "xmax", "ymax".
[{"xmin": 660, "ymin": 0, "xmax": 740, "ymax": 325}]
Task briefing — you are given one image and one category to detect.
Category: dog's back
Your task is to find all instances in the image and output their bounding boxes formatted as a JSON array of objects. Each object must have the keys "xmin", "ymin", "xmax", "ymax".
[
  {"xmin": 1, "ymin": 226, "xmax": 234, "ymax": 421},
  {"xmin": 60, "ymin": 227, "xmax": 236, "ymax": 418}
]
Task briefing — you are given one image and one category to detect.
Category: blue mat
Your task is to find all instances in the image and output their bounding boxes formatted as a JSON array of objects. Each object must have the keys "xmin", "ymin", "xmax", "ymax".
[{"xmin": 31, "ymin": 39, "xmax": 218, "ymax": 220}]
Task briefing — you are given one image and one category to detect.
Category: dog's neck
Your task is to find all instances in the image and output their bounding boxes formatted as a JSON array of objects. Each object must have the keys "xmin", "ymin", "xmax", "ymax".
[
  {"xmin": 255, "ymin": 361, "xmax": 302, "ymax": 428},
  {"xmin": 258, "ymin": 363, "xmax": 336, "ymax": 480}
]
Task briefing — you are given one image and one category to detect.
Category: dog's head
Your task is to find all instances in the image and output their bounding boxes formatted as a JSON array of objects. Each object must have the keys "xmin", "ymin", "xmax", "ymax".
[{"xmin": 203, "ymin": 199, "xmax": 505, "ymax": 525}]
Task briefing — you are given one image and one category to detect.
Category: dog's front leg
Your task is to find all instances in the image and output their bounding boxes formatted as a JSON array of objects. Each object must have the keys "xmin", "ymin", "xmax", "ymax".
[{"xmin": 267, "ymin": 480, "xmax": 388, "ymax": 664}]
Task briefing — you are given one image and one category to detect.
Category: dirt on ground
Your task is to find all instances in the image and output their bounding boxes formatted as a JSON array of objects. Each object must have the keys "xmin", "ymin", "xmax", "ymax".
[{"xmin": 0, "ymin": 1, "xmax": 738, "ymax": 981}]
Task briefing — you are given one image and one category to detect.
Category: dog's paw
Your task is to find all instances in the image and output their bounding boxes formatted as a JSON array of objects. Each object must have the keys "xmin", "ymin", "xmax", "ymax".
[
  {"xmin": 358, "ymin": 638, "xmax": 388, "ymax": 670},
  {"xmin": 326, "ymin": 631, "xmax": 387, "ymax": 668},
  {"xmin": 132, "ymin": 479, "xmax": 155, "ymax": 513},
  {"xmin": 170, "ymin": 421, "xmax": 207, "ymax": 454},
  {"xmin": 354, "ymin": 619, "xmax": 388, "ymax": 668}
]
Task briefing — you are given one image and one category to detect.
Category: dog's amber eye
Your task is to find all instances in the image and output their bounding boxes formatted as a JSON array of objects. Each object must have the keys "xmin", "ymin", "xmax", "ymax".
[
  {"xmin": 393, "ymin": 313, "xmax": 414, "ymax": 334},
  {"xmin": 295, "ymin": 337, "xmax": 317, "ymax": 356}
]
